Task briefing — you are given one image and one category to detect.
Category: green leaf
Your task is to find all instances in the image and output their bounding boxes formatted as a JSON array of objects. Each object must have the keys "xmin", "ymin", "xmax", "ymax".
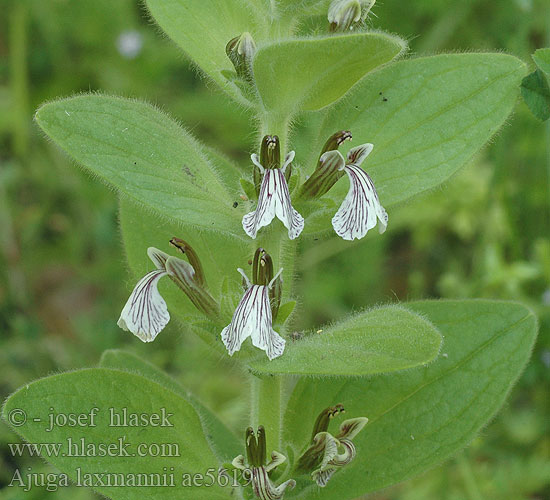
[
  {"xmin": 99, "ymin": 350, "xmax": 241, "ymax": 460},
  {"xmin": 248, "ymin": 305, "xmax": 442, "ymax": 376},
  {"xmin": 254, "ymin": 33, "xmax": 406, "ymax": 114},
  {"xmin": 35, "ymin": 94, "xmax": 242, "ymax": 235},
  {"xmin": 521, "ymin": 69, "xmax": 550, "ymax": 121},
  {"xmin": 2, "ymin": 369, "xmax": 231, "ymax": 499},
  {"xmin": 298, "ymin": 54, "xmax": 526, "ymax": 233},
  {"xmin": 275, "ymin": 0, "xmax": 330, "ymax": 15},
  {"xmin": 533, "ymin": 47, "xmax": 550, "ymax": 75},
  {"xmin": 145, "ymin": 0, "xmax": 267, "ymax": 103},
  {"xmin": 284, "ymin": 300, "xmax": 537, "ymax": 499},
  {"xmin": 275, "ymin": 300, "xmax": 297, "ymax": 325}
]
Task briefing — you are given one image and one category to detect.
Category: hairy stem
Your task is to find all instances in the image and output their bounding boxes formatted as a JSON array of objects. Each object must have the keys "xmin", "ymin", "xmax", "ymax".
[{"xmin": 254, "ymin": 374, "xmax": 282, "ymax": 453}]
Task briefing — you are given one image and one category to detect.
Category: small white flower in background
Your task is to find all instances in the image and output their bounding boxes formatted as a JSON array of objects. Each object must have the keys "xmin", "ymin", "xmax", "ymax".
[
  {"xmin": 117, "ymin": 247, "xmax": 173, "ymax": 342},
  {"xmin": 242, "ymin": 151, "xmax": 304, "ymax": 240},
  {"xmin": 116, "ymin": 30, "xmax": 143, "ymax": 59},
  {"xmin": 222, "ymin": 268, "xmax": 285, "ymax": 360},
  {"xmin": 231, "ymin": 427, "xmax": 296, "ymax": 500},
  {"xmin": 329, "ymin": 143, "xmax": 388, "ymax": 240}
]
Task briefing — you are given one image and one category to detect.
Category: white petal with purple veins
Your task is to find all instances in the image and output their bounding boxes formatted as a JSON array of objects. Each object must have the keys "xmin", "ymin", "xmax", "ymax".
[
  {"xmin": 147, "ymin": 247, "xmax": 170, "ymax": 270},
  {"xmin": 117, "ymin": 269, "xmax": 170, "ymax": 342},
  {"xmin": 347, "ymin": 143, "xmax": 373, "ymax": 165},
  {"xmin": 332, "ymin": 163, "xmax": 388, "ymax": 240},
  {"xmin": 242, "ymin": 161, "xmax": 304, "ymax": 240},
  {"xmin": 221, "ymin": 283, "xmax": 285, "ymax": 360},
  {"xmin": 251, "ymin": 467, "xmax": 296, "ymax": 500}
]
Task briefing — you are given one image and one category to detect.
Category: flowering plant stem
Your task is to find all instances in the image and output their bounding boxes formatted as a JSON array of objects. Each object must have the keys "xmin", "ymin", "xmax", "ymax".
[{"xmin": 253, "ymin": 374, "xmax": 283, "ymax": 453}]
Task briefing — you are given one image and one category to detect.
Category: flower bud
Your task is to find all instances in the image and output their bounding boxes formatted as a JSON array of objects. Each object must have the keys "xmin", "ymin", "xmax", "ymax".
[
  {"xmin": 254, "ymin": 135, "xmax": 281, "ymax": 195},
  {"xmin": 231, "ymin": 426, "xmax": 296, "ymax": 499},
  {"xmin": 226, "ymin": 32, "xmax": 256, "ymax": 80},
  {"xmin": 166, "ymin": 238, "xmax": 220, "ymax": 319},
  {"xmin": 328, "ymin": 0, "xmax": 375, "ymax": 32},
  {"xmin": 169, "ymin": 237, "xmax": 206, "ymax": 287},
  {"xmin": 260, "ymin": 135, "xmax": 281, "ymax": 170},
  {"xmin": 298, "ymin": 131, "xmax": 352, "ymax": 199},
  {"xmin": 253, "ymin": 248, "xmax": 274, "ymax": 286},
  {"xmin": 252, "ymin": 248, "xmax": 282, "ymax": 320},
  {"xmin": 297, "ymin": 404, "xmax": 367, "ymax": 487}
]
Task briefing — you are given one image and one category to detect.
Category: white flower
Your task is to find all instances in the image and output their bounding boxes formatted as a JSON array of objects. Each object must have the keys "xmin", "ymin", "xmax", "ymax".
[
  {"xmin": 242, "ymin": 152, "xmax": 304, "ymax": 240},
  {"xmin": 221, "ymin": 268, "xmax": 285, "ymax": 360},
  {"xmin": 330, "ymin": 143, "xmax": 388, "ymax": 240},
  {"xmin": 117, "ymin": 247, "xmax": 195, "ymax": 342}
]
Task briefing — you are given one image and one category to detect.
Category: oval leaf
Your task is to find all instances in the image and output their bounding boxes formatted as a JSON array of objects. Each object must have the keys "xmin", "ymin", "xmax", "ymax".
[
  {"xmin": 283, "ymin": 300, "xmax": 537, "ymax": 499},
  {"xmin": 254, "ymin": 32, "xmax": 406, "ymax": 114},
  {"xmin": 248, "ymin": 305, "xmax": 442, "ymax": 376},
  {"xmin": 2, "ymin": 369, "xmax": 230, "ymax": 499},
  {"xmin": 35, "ymin": 94, "xmax": 241, "ymax": 235}
]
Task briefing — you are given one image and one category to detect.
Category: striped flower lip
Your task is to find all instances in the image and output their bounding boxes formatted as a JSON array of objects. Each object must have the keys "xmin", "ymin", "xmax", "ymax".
[
  {"xmin": 329, "ymin": 143, "xmax": 388, "ymax": 240},
  {"xmin": 117, "ymin": 245, "xmax": 218, "ymax": 342},
  {"xmin": 231, "ymin": 426, "xmax": 296, "ymax": 500},
  {"xmin": 311, "ymin": 418, "xmax": 367, "ymax": 487},
  {"xmin": 221, "ymin": 268, "xmax": 286, "ymax": 360},
  {"xmin": 117, "ymin": 248, "xmax": 179, "ymax": 342},
  {"xmin": 232, "ymin": 454, "xmax": 296, "ymax": 500},
  {"xmin": 242, "ymin": 152, "xmax": 304, "ymax": 240}
]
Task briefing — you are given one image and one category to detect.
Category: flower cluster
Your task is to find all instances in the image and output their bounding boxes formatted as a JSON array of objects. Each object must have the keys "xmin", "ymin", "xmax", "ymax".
[
  {"xmin": 116, "ymin": 3, "xmax": 380, "ymax": 497},
  {"xmin": 243, "ymin": 132, "xmax": 387, "ymax": 241},
  {"xmin": 118, "ymin": 131, "xmax": 387, "ymax": 360},
  {"xmin": 227, "ymin": 405, "xmax": 368, "ymax": 499}
]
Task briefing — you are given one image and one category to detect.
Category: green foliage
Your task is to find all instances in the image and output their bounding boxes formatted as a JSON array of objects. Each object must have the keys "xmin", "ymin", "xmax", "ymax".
[
  {"xmin": 533, "ymin": 48, "xmax": 550, "ymax": 75},
  {"xmin": 2, "ymin": 369, "xmax": 228, "ymax": 500},
  {"xmin": 521, "ymin": 48, "xmax": 550, "ymax": 121},
  {"xmin": 35, "ymin": 95, "xmax": 241, "ymax": 234},
  {"xmin": 284, "ymin": 300, "xmax": 537, "ymax": 499},
  {"xmin": 2, "ymin": 0, "xmax": 547, "ymax": 499},
  {"xmin": 298, "ymin": 54, "xmax": 526, "ymax": 223},
  {"xmin": 145, "ymin": 0, "xmax": 268, "ymax": 104},
  {"xmin": 521, "ymin": 69, "xmax": 550, "ymax": 121},
  {"xmin": 274, "ymin": 0, "xmax": 331, "ymax": 16},
  {"xmin": 254, "ymin": 33, "xmax": 406, "ymax": 114},
  {"xmin": 249, "ymin": 305, "xmax": 442, "ymax": 376},
  {"xmin": 99, "ymin": 350, "xmax": 241, "ymax": 460}
]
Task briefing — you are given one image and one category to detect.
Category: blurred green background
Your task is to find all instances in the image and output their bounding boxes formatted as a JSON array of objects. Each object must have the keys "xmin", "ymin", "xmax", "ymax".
[{"xmin": 0, "ymin": 0, "xmax": 549, "ymax": 498}]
